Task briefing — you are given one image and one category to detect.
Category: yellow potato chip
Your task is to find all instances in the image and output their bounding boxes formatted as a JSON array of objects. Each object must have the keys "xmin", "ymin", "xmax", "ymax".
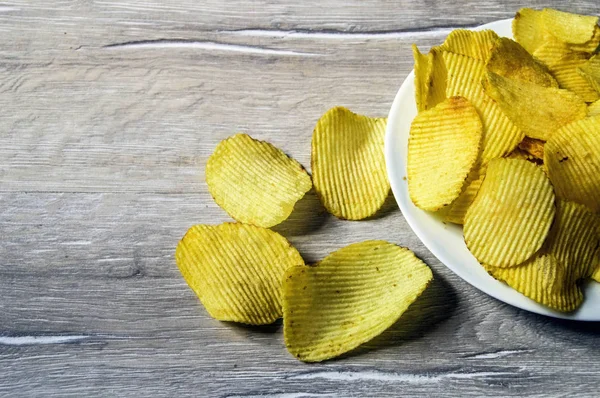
[
  {"xmin": 569, "ymin": 24, "xmax": 600, "ymax": 53},
  {"xmin": 545, "ymin": 116, "xmax": 600, "ymax": 212},
  {"xmin": 578, "ymin": 54, "xmax": 600, "ymax": 94},
  {"xmin": 464, "ymin": 158, "xmax": 555, "ymax": 268},
  {"xmin": 547, "ymin": 52, "xmax": 599, "ymax": 103},
  {"xmin": 438, "ymin": 29, "xmax": 499, "ymax": 61},
  {"xmin": 517, "ymin": 137, "xmax": 545, "ymax": 160},
  {"xmin": 532, "ymin": 36, "xmax": 572, "ymax": 67},
  {"xmin": 441, "ymin": 170, "xmax": 483, "ymax": 225},
  {"xmin": 311, "ymin": 107, "xmax": 388, "ymax": 220},
  {"xmin": 542, "ymin": 8, "xmax": 599, "ymax": 45},
  {"xmin": 283, "ymin": 241, "xmax": 432, "ymax": 362},
  {"xmin": 513, "ymin": 8, "xmax": 547, "ymax": 54},
  {"xmin": 412, "ymin": 45, "xmax": 432, "ymax": 113},
  {"xmin": 486, "ymin": 37, "xmax": 558, "ymax": 87},
  {"xmin": 206, "ymin": 133, "xmax": 312, "ymax": 228},
  {"xmin": 483, "ymin": 71, "xmax": 587, "ymax": 141},
  {"xmin": 588, "ymin": 99, "xmax": 600, "ymax": 116},
  {"xmin": 175, "ymin": 223, "xmax": 304, "ymax": 325},
  {"xmin": 427, "ymin": 48, "xmax": 449, "ymax": 109},
  {"xmin": 408, "ymin": 96, "xmax": 483, "ymax": 211},
  {"xmin": 591, "ymin": 251, "xmax": 600, "ymax": 282},
  {"xmin": 486, "ymin": 254, "xmax": 583, "ymax": 312}
]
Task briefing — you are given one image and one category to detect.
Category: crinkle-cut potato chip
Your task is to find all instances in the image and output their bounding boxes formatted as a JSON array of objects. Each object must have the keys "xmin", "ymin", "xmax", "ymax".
[
  {"xmin": 570, "ymin": 24, "xmax": 600, "ymax": 53},
  {"xmin": 513, "ymin": 8, "xmax": 547, "ymax": 54},
  {"xmin": 408, "ymin": 96, "xmax": 482, "ymax": 211},
  {"xmin": 541, "ymin": 8, "xmax": 599, "ymax": 45},
  {"xmin": 412, "ymin": 45, "xmax": 432, "ymax": 113},
  {"xmin": 206, "ymin": 133, "xmax": 312, "ymax": 228},
  {"xmin": 483, "ymin": 71, "xmax": 587, "ymax": 141},
  {"xmin": 486, "ymin": 254, "xmax": 583, "ymax": 312},
  {"xmin": 486, "ymin": 37, "xmax": 558, "ymax": 88},
  {"xmin": 547, "ymin": 52, "xmax": 599, "ymax": 103},
  {"xmin": 311, "ymin": 107, "xmax": 389, "ymax": 220},
  {"xmin": 517, "ymin": 137, "xmax": 545, "ymax": 161},
  {"xmin": 438, "ymin": 29, "xmax": 499, "ymax": 61},
  {"xmin": 441, "ymin": 168, "xmax": 483, "ymax": 225},
  {"xmin": 175, "ymin": 223, "xmax": 305, "ymax": 325},
  {"xmin": 283, "ymin": 241, "xmax": 432, "ymax": 362},
  {"xmin": 532, "ymin": 37, "xmax": 572, "ymax": 67},
  {"xmin": 588, "ymin": 99, "xmax": 600, "ymax": 116},
  {"xmin": 443, "ymin": 52, "xmax": 524, "ymax": 163},
  {"xmin": 578, "ymin": 54, "xmax": 600, "ymax": 94},
  {"xmin": 545, "ymin": 116, "xmax": 600, "ymax": 212},
  {"xmin": 464, "ymin": 158, "xmax": 555, "ymax": 268}
]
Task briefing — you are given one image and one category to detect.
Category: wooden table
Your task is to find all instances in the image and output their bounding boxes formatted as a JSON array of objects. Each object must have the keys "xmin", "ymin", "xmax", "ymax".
[{"xmin": 2, "ymin": 1, "xmax": 599, "ymax": 396}]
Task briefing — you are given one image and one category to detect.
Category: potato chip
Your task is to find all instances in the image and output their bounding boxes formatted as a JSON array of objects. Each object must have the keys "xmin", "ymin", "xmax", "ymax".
[
  {"xmin": 486, "ymin": 37, "xmax": 558, "ymax": 87},
  {"xmin": 483, "ymin": 71, "xmax": 587, "ymax": 141},
  {"xmin": 440, "ymin": 169, "xmax": 483, "ymax": 225},
  {"xmin": 591, "ymin": 251, "xmax": 600, "ymax": 283},
  {"xmin": 412, "ymin": 45, "xmax": 432, "ymax": 113},
  {"xmin": 311, "ymin": 107, "xmax": 388, "ymax": 220},
  {"xmin": 547, "ymin": 52, "xmax": 599, "ymax": 103},
  {"xmin": 578, "ymin": 54, "xmax": 600, "ymax": 94},
  {"xmin": 588, "ymin": 99, "xmax": 600, "ymax": 116},
  {"xmin": 545, "ymin": 116, "xmax": 600, "ymax": 212},
  {"xmin": 486, "ymin": 254, "xmax": 583, "ymax": 312},
  {"xmin": 438, "ymin": 29, "xmax": 499, "ymax": 61},
  {"xmin": 206, "ymin": 133, "xmax": 312, "ymax": 228},
  {"xmin": 517, "ymin": 137, "xmax": 545, "ymax": 160},
  {"xmin": 569, "ymin": 24, "xmax": 600, "ymax": 53},
  {"xmin": 408, "ymin": 96, "xmax": 482, "ymax": 211},
  {"xmin": 464, "ymin": 158, "xmax": 555, "ymax": 268},
  {"xmin": 283, "ymin": 241, "xmax": 432, "ymax": 362},
  {"xmin": 541, "ymin": 8, "xmax": 599, "ymax": 45},
  {"xmin": 513, "ymin": 8, "xmax": 547, "ymax": 54},
  {"xmin": 506, "ymin": 148, "xmax": 537, "ymax": 162},
  {"xmin": 175, "ymin": 223, "xmax": 305, "ymax": 325},
  {"xmin": 532, "ymin": 37, "xmax": 572, "ymax": 67}
]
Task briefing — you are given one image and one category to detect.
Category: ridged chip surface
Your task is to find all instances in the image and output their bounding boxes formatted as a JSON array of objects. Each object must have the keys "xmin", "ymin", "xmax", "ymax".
[
  {"xmin": 175, "ymin": 223, "xmax": 304, "ymax": 325},
  {"xmin": 547, "ymin": 52, "xmax": 599, "ymax": 103},
  {"xmin": 206, "ymin": 133, "xmax": 312, "ymax": 228},
  {"xmin": 283, "ymin": 241, "xmax": 432, "ymax": 362},
  {"xmin": 578, "ymin": 54, "xmax": 600, "ymax": 94},
  {"xmin": 438, "ymin": 29, "xmax": 499, "ymax": 61},
  {"xmin": 464, "ymin": 158, "xmax": 556, "ymax": 268},
  {"xmin": 311, "ymin": 107, "xmax": 388, "ymax": 220}
]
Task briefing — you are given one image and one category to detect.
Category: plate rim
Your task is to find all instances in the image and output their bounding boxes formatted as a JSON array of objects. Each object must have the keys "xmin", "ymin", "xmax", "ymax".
[{"xmin": 384, "ymin": 17, "xmax": 600, "ymax": 321}]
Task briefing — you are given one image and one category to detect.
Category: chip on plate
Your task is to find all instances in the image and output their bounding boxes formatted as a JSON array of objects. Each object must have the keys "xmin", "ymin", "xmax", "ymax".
[
  {"xmin": 175, "ymin": 223, "xmax": 305, "ymax": 325},
  {"xmin": 206, "ymin": 133, "xmax": 312, "ymax": 228},
  {"xmin": 541, "ymin": 8, "xmax": 599, "ymax": 45},
  {"xmin": 408, "ymin": 96, "xmax": 482, "ymax": 211},
  {"xmin": 545, "ymin": 116, "xmax": 600, "ymax": 212},
  {"xmin": 578, "ymin": 54, "xmax": 600, "ymax": 94},
  {"xmin": 546, "ymin": 52, "xmax": 599, "ymax": 103},
  {"xmin": 464, "ymin": 158, "xmax": 555, "ymax": 268},
  {"xmin": 438, "ymin": 29, "xmax": 499, "ymax": 61},
  {"xmin": 311, "ymin": 107, "xmax": 389, "ymax": 220},
  {"xmin": 483, "ymin": 71, "xmax": 587, "ymax": 141},
  {"xmin": 283, "ymin": 241, "xmax": 432, "ymax": 362},
  {"xmin": 412, "ymin": 45, "xmax": 432, "ymax": 113},
  {"xmin": 512, "ymin": 8, "xmax": 548, "ymax": 54}
]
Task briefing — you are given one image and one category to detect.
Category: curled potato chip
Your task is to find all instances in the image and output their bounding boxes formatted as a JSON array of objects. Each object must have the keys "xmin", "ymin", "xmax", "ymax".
[
  {"xmin": 578, "ymin": 54, "xmax": 600, "ymax": 94},
  {"xmin": 408, "ymin": 96, "xmax": 482, "ymax": 211},
  {"xmin": 486, "ymin": 37, "xmax": 558, "ymax": 87},
  {"xmin": 283, "ymin": 241, "xmax": 432, "ymax": 362},
  {"xmin": 311, "ymin": 107, "xmax": 388, "ymax": 220},
  {"xmin": 483, "ymin": 71, "xmax": 587, "ymax": 141},
  {"xmin": 175, "ymin": 223, "xmax": 304, "ymax": 325},
  {"xmin": 547, "ymin": 52, "xmax": 599, "ymax": 103},
  {"xmin": 438, "ymin": 29, "xmax": 499, "ymax": 61},
  {"xmin": 541, "ymin": 8, "xmax": 599, "ymax": 45},
  {"xmin": 464, "ymin": 158, "xmax": 555, "ymax": 268},
  {"xmin": 517, "ymin": 137, "xmax": 545, "ymax": 160},
  {"xmin": 513, "ymin": 8, "xmax": 547, "ymax": 54},
  {"xmin": 206, "ymin": 133, "xmax": 312, "ymax": 228},
  {"xmin": 412, "ymin": 45, "xmax": 432, "ymax": 113},
  {"xmin": 545, "ymin": 116, "xmax": 600, "ymax": 212},
  {"xmin": 588, "ymin": 99, "xmax": 600, "ymax": 116},
  {"xmin": 486, "ymin": 254, "xmax": 583, "ymax": 312}
]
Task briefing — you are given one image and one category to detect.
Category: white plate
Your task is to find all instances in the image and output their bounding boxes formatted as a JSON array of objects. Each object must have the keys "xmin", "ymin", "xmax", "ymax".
[{"xmin": 385, "ymin": 18, "xmax": 600, "ymax": 321}]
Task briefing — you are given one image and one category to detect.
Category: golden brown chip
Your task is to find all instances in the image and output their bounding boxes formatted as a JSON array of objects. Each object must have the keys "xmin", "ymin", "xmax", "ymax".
[
  {"xmin": 506, "ymin": 148, "xmax": 537, "ymax": 162},
  {"xmin": 408, "ymin": 96, "xmax": 483, "ymax": 211},
  {"xmin": 311, "ymin": 107, "xmax": 388, "ymax": 220},
  {"xmin": 438, "ymin": 29, "xmax": 499, "ymax": 61},
  {"xmin": 518, "ymin": 137, "xmax": 545, "ymax": 160},
  {"xmin": 545, "ymin": 115, "xmax": 600, "ymax": 212},
  {"xmin": 206, "ymin": 133, "xmax": 312, "ymax": 228},
  {"xmin": 513, "ymin": 8, "xmax": 547, "ymax": 54},
  {"xmin": 578, "ymin": 54, "xmax": 600, "ymax": 94},
  {"xmin": 412, "ymin": 45, "xmax": 432, "ymax": 113},
  {"xmin": 542, "ymin": 8, "xmax": 599, "ymax": 45},
  {"xmin": 464, "ymin": 158, "xmax": 555, "ymax": 267},
  {"xmin": 486, "ymin": 37, "xmax": 558, "ymax": 87},
  {"xmin": 483, "ymin": 71, "xmax": 587, "ymax": 141},
  {"xmin": 283, "ymin": 241, "xmax": 432, "ymax": 362},
  {"xmin": 175, "ymin": 223, "xmax": 304, "ymax": 325},
  {"xmin": 547, "ymin": 52, "xmax": 599, "ymax": 103},
  {"xmin": 588, "ymin": 99, "xmax": 600, "ymax": 116}
]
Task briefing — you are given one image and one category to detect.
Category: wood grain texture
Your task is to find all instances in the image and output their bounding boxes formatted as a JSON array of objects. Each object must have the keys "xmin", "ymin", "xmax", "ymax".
[{"xmin": 1, "ymin": 1, "xmax": 600, "ymax": 397}]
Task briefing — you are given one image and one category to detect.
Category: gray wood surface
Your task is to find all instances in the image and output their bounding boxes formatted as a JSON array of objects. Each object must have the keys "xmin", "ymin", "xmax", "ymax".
[{"xmin": 1, "ymin": 1, "xmax": 600, "ymax": 397}]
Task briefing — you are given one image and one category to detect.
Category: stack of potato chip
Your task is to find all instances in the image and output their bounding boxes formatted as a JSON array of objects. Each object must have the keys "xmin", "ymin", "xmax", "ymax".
[
  {"xmin": 176, "ymin": 108, "xmax": 433, "ymax": 361},
  {"xmin": 409, "ymin": 7, "xmax": 600, "ymax": 312}
]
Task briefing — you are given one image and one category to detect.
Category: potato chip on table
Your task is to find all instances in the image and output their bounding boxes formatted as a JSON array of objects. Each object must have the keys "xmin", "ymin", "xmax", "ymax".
[
  {"xmin": 206, "ymin": 133, "xmax": 312, "ymax": 228},
  {"xmin": 311, "ymin": 107, "xmax": 388, "ymax": 220},
  {"xmin": 283, "ymin": 241, "xmax": 432, "ymax": 362},
  {"xmin": 175, "ymin": 223, "xmax": 304, "ymax": 325}
]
